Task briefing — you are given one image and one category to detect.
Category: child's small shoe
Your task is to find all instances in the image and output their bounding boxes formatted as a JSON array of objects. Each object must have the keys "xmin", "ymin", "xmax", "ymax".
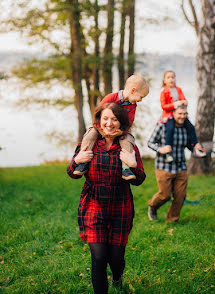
[
  {"xmin": 122, "ymin": 168, "xmax": 136, "ymax": 180},
  {"xmin": 193, "ymin": 148, "xmax": 207, "ymax": 158},
  {"xmin": 166, "ymin": 153, "xmax": 174, "ymax": 163},
  {"xmin": 73, "ymin": 163, "xmax": 89, "ymax": 175}
]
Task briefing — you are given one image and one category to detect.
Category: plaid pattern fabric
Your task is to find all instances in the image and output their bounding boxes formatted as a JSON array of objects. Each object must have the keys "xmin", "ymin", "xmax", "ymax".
[
  {"xmin": 148, "ymin": 122, "xmax": 188, "ymax": 174},
  {"xmin": 67, "ymin": 138, "xmax": 146, "ymax": 246}
]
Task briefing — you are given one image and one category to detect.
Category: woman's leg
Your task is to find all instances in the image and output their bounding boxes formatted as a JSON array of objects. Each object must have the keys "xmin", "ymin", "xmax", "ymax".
[
  {"xmin": 89, "ymin": 243, "xmax": 108, "ymax": 294},
  {"xmin": 108, "ymin": 244, "xmax": 125, "ymax": 283}
]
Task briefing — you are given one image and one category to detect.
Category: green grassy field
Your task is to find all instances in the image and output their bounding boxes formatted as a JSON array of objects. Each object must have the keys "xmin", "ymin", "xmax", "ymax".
[{"xmin": 0, "ymin": 160, "xmax": 214, "ymax": 293}]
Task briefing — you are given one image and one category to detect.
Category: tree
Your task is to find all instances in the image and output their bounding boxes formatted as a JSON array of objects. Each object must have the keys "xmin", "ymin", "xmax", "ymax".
[
  {"xmin": 127, "ymin": 0, "xmax": 135, "ymax": 77},
  {"xmin": 181, "ymin": 0, "xmax": 215, "ymax": 174},
  {"xmin": 118, "ymin": 0, "xmax": 127, "ymax": 89},
  {"xmin": 103, "ymin": 0, "xmax": 115, "ymax": 95},
  {"xmin": 1, "ymin": 0, "xmax": 140, "ymax": 144},
  {"xmin": 69, "ymin": 0, "xmax": 86, "ymax": 142}
]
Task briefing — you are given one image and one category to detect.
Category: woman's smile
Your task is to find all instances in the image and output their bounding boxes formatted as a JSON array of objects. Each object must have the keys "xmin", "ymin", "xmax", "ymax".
[{"xmin": 100, "ymin": 109, "xmax": 120, "ymax": 134}]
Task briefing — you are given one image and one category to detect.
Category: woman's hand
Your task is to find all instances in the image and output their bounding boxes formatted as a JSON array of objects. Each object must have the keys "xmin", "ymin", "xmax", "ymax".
[
  {"xmin": 120, "ymin": 149, "xmax": 137, "ymax": 168},
  {"xmin": 74, "ymin": 145, "xmax": 94, "ymax": 165}
]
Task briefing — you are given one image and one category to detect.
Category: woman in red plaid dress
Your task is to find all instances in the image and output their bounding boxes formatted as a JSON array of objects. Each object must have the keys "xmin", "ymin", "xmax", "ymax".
[{"xmin": 67, "ymin": 103, "xmax": 146, "ymax": 293}]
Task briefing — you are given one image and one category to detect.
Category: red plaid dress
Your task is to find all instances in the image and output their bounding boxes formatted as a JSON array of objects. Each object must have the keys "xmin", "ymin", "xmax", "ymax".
[{"xmin": 67, "ymin": 138, "xmax": 146, "ymax": 246}]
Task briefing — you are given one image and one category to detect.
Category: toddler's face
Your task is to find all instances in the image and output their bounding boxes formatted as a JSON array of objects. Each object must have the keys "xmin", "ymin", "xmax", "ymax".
[
  {"xmin": 164, "ymin": 72, "xmax": 176, "ymax": 88},
  {"xmin": 128, "ymin": 88, "xmax": 148, "ymax": 104}
]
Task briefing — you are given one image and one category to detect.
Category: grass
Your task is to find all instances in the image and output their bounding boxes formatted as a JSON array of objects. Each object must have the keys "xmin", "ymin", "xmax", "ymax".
[{"xmin": 0, "ymin": 160, "xmax": 214, "ymax": 293}]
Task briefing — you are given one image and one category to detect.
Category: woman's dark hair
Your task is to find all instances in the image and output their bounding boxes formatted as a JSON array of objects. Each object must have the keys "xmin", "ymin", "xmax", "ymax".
[{"xmin": 93, "ymin": 102, "xmax": 130, "ymax": 133}]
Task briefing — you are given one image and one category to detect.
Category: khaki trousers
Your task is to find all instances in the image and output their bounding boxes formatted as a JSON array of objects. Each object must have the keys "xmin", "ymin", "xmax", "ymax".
[{"xmin": 148, "ymin": 169, "xmax": 188, "ymax": 222}]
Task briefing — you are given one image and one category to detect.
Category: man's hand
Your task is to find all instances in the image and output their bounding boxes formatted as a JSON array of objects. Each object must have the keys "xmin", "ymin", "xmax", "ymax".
[
  {"xmin": 120, "ymin": 149, "xmax": 137, "ymax": 168},
  {"xmin": 158, "ymin": 145, "xmax": 172, "ymax": 154},
  {"xmin": 194, "ymin": 143, "xmax": 206, "ymax": 152},
  {"xmin": 74, "ymin": 145, "xmax": 93, "ymax": 165}
]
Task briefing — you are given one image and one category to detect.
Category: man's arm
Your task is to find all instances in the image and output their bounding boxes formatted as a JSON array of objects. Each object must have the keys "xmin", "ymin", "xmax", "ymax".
[{"xmin": 147, "ymin": 123, "xmax": 163, "ymax": 152}]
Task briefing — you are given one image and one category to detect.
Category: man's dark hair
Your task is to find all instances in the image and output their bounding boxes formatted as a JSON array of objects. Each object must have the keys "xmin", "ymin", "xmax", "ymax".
[{"xmin": 174, "ymin": 104, "xmax": 187, "ymax": 111}]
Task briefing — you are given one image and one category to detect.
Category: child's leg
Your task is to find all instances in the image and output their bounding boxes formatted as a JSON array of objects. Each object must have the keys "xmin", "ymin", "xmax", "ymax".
[
  {"xmin": 81, "ymin": 127, "xmax": 99, "ymax": 150},
  {"xmin": 184, "ymin": 119, "xmax": 206, "ymax": 157},
  {"xmin": 165, "ymin": 118, "xmax": 175, "ymax": 147},
  {"xmin": 184, "ymin": 119, "xmax": 198, "ymax": 149},
  {"xmin": 119, "ymin": 133, "xmax": 136, "ymax": 180},
  {"xmin": 165, "ymin": 119, "xmax": 175, "ymax": 162},
  {"xmin": 74, "ymin": 127, "xmax": 98, "ymax": 175},
  {"xmin": 119, "ymin": 133, "xmax": 134, "ymax": 154}
]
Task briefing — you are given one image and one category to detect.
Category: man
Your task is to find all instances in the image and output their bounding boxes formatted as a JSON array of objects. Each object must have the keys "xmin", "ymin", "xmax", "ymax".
[{"xmin": 147, "ymin": 105, "xmax": 203, "ymax": 223}]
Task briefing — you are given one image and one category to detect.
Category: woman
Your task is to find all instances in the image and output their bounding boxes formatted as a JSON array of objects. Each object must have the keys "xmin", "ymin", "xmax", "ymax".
[{"xmin": 67, "ymin": 103, "xmax": 146, "ymax": 293}]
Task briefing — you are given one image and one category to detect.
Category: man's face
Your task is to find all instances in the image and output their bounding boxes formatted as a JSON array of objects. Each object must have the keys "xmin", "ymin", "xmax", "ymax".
[{"xmin": 173, "ymin": 108, "xmax": 188, "ymax": 125}]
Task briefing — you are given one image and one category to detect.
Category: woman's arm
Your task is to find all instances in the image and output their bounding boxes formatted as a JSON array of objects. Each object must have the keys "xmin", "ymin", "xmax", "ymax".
[
  {"xmin": 67, "ymin": 144, "xmax": 93, "ymax": 179},
  {"xmin": 67, "ymin": 144, "xmax": 82, "ymax": 179},
  {"xmin": 147, "ymin": 123, "xmax": 162, "ymax": 152}
]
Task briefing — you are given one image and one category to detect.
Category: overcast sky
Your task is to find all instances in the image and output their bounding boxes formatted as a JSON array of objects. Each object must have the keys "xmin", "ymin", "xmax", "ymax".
[
  {"xmin": 0, "ymin": 0, "xmax": 200, "ymax": 167},
  {"xmin": 0, "ymin": 0, "xmax": 199, "ymax": 56}
]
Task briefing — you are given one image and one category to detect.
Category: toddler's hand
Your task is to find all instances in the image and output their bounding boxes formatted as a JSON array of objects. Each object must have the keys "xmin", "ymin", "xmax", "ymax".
[{"xmin": 177, "ymin": 101, "xmax": 183, "ymax": 107}]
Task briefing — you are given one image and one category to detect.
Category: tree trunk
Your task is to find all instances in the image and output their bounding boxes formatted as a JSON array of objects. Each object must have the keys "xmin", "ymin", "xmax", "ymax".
[
  {"xmin": 118, "ymin": 0, "xmax": 127, "ymax": 89},
  {"xmin": 103, "ymin": 0, "xmax": 115, "ymax": 95},
  {"xmin": 69, "ymin": 0, "xmax": 86, "ymax": 143},
  {"xmin": 188, "ymin": 0, "xmax": 215, "ymax": 174},
  {"xmin": 90, "ymin": 0, "xmax": 100, "ymax": 117},
  {"xmin": 127, "ymin": 0, "xmax": 135, "ymax": 77}
]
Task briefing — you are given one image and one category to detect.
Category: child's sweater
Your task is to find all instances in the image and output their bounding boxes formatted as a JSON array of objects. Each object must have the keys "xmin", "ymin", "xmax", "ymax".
[
  {"xmin": 100, "ymin": 90, "xmax": 136, "ymax": 129},
  {"xmin": 160, "ymin": 86, "xmax": 186, "ymax": 121}
]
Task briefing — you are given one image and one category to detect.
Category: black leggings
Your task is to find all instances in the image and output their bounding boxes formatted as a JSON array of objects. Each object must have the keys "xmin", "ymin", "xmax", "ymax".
[{"xmin": 89, "ymin": 243, "xmax": 125, "ymax": 294}]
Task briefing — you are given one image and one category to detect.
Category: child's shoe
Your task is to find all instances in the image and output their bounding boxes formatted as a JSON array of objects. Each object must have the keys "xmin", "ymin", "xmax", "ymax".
[
  {"xmin": 166, "ymin": 152, "xmax": 174, "ymax": 163},
  {"xmin": 73, "ymin": 163, "xmax": 89, "ymax": 175},
  {"xmin": 193, "ymin": 148, "xmax": 207, "ymax": 158},
  {"xmin": 122, "ymin": 168, "xmax": 136, "ymax": 180}
]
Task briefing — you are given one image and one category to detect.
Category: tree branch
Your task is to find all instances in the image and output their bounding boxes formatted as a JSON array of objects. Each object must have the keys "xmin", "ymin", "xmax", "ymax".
[{"xmin": 181, "ymin": 0, "xmax": 199, "ymax": 36}]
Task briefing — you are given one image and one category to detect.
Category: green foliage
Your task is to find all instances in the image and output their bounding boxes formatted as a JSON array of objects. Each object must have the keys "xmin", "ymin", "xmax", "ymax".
[
  {"xmin": 0, "ymin": 161, "xmax": 214, "ymax": 293},
  {"xmin": 12, "ymin": 56, "xmax": 72, "ymax": 85}
]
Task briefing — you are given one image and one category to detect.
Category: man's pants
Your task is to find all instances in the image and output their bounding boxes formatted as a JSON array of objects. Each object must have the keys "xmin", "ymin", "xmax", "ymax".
[{"xmin": 148, "ymin": 169, "xmax": 188, "ymax": 222}]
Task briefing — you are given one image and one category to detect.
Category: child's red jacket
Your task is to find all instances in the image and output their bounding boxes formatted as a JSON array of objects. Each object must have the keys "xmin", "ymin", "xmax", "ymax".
[{"xmin": 160, "ymin": 86, "xmax": 186, "ymax": 119}]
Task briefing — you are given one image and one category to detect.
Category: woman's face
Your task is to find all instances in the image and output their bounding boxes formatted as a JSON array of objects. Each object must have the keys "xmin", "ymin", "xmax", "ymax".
[{"xmin": 100, "ymin": 108, "xmax": 120, "ymax": 135}]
